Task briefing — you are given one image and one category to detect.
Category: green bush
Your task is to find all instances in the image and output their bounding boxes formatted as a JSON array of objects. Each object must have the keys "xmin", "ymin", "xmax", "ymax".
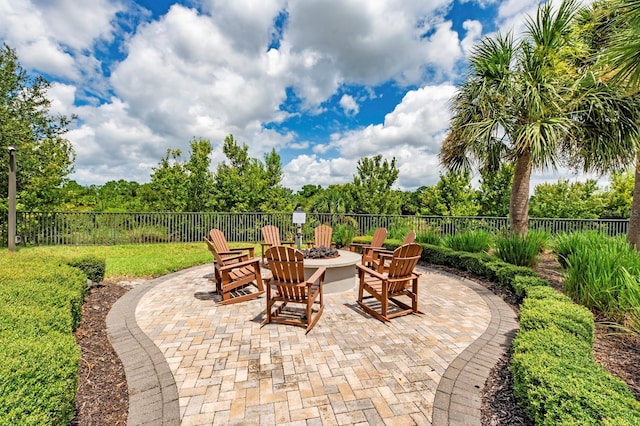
[
  {"xmin": 551, "ymin": 230, "xmax": 605, "ymax": 268},
  {"xmin": 495, "ymin": 233, "xmax": 543, "ymax": 267},
  {"xmin": 519, "ymin": 297, "xmax": 595, "ymax": 344},
  {"xmin": 332, "ymin": 220, "xmax": 357, "ymax": 248},
  {"xmin": 415, "ymin": 228, "xmax": 442, "ymax": 245},
  {"xmin": 511, "ymin": 289, "xmax": 640, "ymax": 425},
  {"xmin": 0, "ymin": 254, "xmax": 86, "ymax": 425},
  {"xmin": 512, "ymin": 275, "xmax": 549, "ymax": 297},
  {"xmin": 0, "ymin": 334, "xmax": 80, "ymax": 425},
  {"xmin": 443, "ymin": 229, "xmax": 493, "ymax": 253},
  {"xmin": 512, "ymin": 330, "xmax": 640, "ymax": 425},
  {"xmin": 67, "ymin": 255, "xmax": 106, "ymax": 283},
  {"xmin": 495, "ymin": 264, "xmax": 538, "ymax": 289}
]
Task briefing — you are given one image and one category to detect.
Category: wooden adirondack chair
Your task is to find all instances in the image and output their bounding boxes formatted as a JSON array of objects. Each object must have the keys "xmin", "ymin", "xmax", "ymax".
[
  {"xmin": 356, "ymin": 243, "xmax": 422, "ymax": 322},
  {"xmin": 371, "ymin": 231, "xmax": 417, "ymax": 272},
  {"xmin": 204, "ymin": 237, "xmax": 264, "ymax": 304},
  {"xmin": 260, "ymin": 225, "xmax": 295, "ymax": 264},
  {"xmin": 261, "ymin": 246, "xmax": 326, "ymax": 333},
  {"xmin": 349, "ymin": 227, "xmax": 387, "ymax": 267},
  {"xmin": 208, "ymin": 228, "xmax": 255, "ymax": 258},
  {"xmin": 310, "ymin": 224, "xmax": 334, "ymax": 248}
]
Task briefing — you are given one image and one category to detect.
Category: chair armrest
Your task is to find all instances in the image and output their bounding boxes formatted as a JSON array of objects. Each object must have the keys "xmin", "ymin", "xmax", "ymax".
[
  {"xmin": 349, "ymin": 242, "xmax": 367, "ymax": 252},
  {"xmin": 356, "ymin": 263, "xmax": 386, "ymax": 280},
  {"xmin": 306, "ymin": 266, "xmax": 326, "ymax": 285},
  {"xmin": 232, "ymin": 246, "xmax": 256, "ymax": 256},
  {"xmin": 219, "ymin": 252, "xmax": 249, "ymax": 262},
  {"xmin": 218, "ymin": 257, "xmax": 261, "ymax": 272},
  {"xmin": 372, "ymin": 247, "xmax": 393, "ymax": 255}
]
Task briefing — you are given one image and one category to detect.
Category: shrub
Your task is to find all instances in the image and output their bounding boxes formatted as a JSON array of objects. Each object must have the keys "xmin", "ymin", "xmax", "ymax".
[
  {"xmin": 550, "ymin": 230, "xmax": 605, "ymax": 268},
  {"xmin": 495, "ymin": 264, "xmax": 538, "ymax": 289},
  {"xmin": 519, "ymin": 297, "xmax": 595, "ymax": 343},
  {"xmin": 443, "ymin": 229, "xmax": 493, "ymax": 253},
  {"xmin": 67, "ymin": 255, "xmax": 106, "ymax": 283},
  {"xmin": 0, "ymin": 254, "xmax": 86, "ymax": 425},
  {"xmin": 512, "ymin": 329, "xmax": 640, "ymax": 425},
  {"xmin": 512, "ymin": 275, "xmax": 549, "ymax": 297},
  {"xmin": 563, "ymin": 233, "xmax": 640, "ymax": 335},
  {"xmin": 495, "ymin": 233, "xmax": 543, "ymax": 267},
  {"xmin": 331, "ymin": 216, "xmax": 358, "ymax": 248},
  {"xmin": 415, "ymin": 228, "xmax": 442, "ymax": 246},
  {"xmin": 511, "ymin": 288, "xmax": 640, "ymax": 425}
]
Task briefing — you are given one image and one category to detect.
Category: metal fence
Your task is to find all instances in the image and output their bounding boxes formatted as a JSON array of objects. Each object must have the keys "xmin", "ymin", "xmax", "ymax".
[{"xmin": 0, "ymin": 211, "xmax": 630, "ymax": 247}]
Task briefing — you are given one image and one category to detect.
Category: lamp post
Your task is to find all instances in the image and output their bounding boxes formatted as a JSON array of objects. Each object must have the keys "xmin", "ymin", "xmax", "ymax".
[
  {"xmin": 8, "ymin": 146, "xmax": 16, "ymax": 251},
  {"xmin": 292, "ymin": 208, "xmax": 306, "ymax": 250}
]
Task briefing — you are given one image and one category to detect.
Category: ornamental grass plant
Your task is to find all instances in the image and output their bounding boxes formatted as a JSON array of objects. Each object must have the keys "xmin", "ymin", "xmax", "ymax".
[
  {"xmin": 560, "ymin": 233, "xmax": 640, "ymax": 335},
  {"xmin": 443, "ymin": 229, "xmax": 493, "ymax": 253}
]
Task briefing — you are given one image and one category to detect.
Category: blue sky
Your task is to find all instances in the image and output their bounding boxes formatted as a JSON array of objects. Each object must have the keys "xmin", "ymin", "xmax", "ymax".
[{"xmin": 0, "ymin": 0, "xmax": 600, "ymax": 192}]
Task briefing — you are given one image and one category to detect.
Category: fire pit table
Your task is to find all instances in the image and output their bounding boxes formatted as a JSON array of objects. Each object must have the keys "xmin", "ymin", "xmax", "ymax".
[{"xmin": 303, "ymin": 249, "xmax": 361, "ymax": 294}]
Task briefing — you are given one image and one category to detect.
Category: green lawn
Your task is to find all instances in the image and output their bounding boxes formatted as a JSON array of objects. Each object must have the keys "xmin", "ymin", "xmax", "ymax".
[{"xmin": 5, "ymin": 242, "xmax": 260, "ymax": 280}]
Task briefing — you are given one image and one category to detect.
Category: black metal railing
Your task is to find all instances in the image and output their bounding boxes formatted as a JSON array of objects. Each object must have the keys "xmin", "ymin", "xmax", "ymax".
[{"xmin": 0, "ymin": 211, "xmax": 629, "ymax": 247}]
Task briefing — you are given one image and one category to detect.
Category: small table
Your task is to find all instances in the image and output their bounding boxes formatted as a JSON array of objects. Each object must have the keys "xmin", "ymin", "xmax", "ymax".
[{"xmin": 303, "ymin": 250, "xmax": 361, "ymax": 294}]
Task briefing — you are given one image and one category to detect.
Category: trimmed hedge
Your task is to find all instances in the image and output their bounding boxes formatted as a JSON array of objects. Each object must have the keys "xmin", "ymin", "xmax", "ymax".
[
  {"xmin": 415, "ymin": 241, "xmax": 640, "ymax": 425},
  {"xmin": 67, "ymin": 255, "xmax": 106, "ymax": 283},
  {"xmin": 0, "ymin": 253, "xmax": 87, "ymax": 425}
]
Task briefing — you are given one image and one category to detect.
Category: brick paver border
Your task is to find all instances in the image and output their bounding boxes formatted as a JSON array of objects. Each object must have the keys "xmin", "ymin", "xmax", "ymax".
[
  {"xmin": 107, "ymin": 273, "xmax": 183, "ymax": 425},
  {"xmin": 432, "ymin": 272, "xmax": 518, "ymax": 425},
  {"xmin": 106, "ymin": 265, "xmax": 518, "ymax": 425}
]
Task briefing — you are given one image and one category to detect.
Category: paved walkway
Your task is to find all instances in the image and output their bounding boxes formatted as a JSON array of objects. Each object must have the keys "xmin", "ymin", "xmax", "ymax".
[{"xmin": 107, "ymin": 264, "xmax": 518, "ymax": 425}]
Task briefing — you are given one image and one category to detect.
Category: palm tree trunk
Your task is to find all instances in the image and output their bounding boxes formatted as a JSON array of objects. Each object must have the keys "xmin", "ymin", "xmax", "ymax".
[
  {"xmin": 627, "ymin": 152, "xmax": 640, "ymax": 250},
  {"xmin": 510, "ymin": 151, "xmax": 532, "ymax": 236}
]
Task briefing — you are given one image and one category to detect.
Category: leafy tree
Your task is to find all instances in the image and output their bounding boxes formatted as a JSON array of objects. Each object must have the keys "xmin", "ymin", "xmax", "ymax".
[
  {"xmin": 476, "ymin": 165, "xmax": 513, "ymax": 217},
  {"xmin": 441, "ymin": 0, "xmax": 638, "ymax": 236},
  {"xmin": 419, "ymin": 171, "xmax": 479, "ymax": 216},
  {"xmin": 0, "ymin": 44, "xmax": 75, "ymax": 211},
  {"xmin": 60, "ymin": 180, "xmax": 97, "ymax": 211},
  {"xmin": 212, "ymin": 135, "xmax": 292, "ymax": 212},
  {"xmin": 350, "ymin": 154, "xmax": 402, "ymax": 214},
  {"xmin": 601, "ymin": 170, "xmax": 634, "ymax": 218},
  {"xmin": 309, "ymin": 184, "xmax": 354, "ymax": 214},
  {"xmin": 184, "ymin": 138, "xmax": 215, "ymax": 212},
  {"xmin": 145, "ymin": 148, "xmax": 189, "ymax": 211},
  {"xmin": 529, "ymin": 178, "xmax": 604, "ymax": 218},
  {"xmin": 95, "ymin": 180, "xmax": 144, "ymax": 212}
]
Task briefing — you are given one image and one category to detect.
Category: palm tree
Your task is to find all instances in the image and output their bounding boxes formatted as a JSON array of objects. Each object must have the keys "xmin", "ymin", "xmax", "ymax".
[
  {"xmin": 442, "ymin": 0, "xmax": 639, "ymax": 236},
  {"xmin": 603, "ymin": 0, "xmax": 640, "ymax": 248}
]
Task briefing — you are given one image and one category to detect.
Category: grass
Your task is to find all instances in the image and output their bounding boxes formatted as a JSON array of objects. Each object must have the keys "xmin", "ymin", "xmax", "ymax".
[{"xmin": 9, "ymin": 242, "xmax": 260, "ymax": 280}]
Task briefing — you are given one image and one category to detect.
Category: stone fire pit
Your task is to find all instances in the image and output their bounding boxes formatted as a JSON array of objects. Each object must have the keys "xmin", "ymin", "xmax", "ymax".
[
  {"xmin": 302, "ymin": 249, "xmax": 361, "ymax": 294},
  {"xmin": 302, "ymin": 246, "xmax": 339, "ymax": 259}
]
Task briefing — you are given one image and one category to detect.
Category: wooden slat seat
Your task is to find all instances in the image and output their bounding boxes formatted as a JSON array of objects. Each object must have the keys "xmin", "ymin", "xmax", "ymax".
[
  {"xmin": 204, "ymin": 237, "xmax": 264, "ymax": 304},
  {"xmin": 356, "ymin": 243, "xmax": 422, "ymax": 322},
  {"xmin": 261, "ymin": 246, "xmax": 326, "ymax": 333}
]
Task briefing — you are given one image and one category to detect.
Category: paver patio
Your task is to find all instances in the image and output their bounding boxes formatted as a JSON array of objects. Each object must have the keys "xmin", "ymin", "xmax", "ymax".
[{"xmin": 107, "ymin": 263, "xmax": 518, "ymax": 425}]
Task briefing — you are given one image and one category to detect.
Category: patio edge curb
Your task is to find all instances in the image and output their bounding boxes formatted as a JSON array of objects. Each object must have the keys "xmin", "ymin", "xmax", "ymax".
[
  {"xmin": 106, "ymin": 272, "xmax": 186, "ymax": 426},
  {"xmin": 432, "ymin": 270, "xmax": 519, "ymax": 426}
]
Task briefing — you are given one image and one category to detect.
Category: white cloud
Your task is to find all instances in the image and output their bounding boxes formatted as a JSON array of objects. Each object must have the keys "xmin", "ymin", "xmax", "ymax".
[
  {"xmin": 339, "ymin": 95, "xmax": 359, "ymax": 116},
  {"xmin": 284, "ymin": 84, "xmax": 457, "ymax": 191},
  {"xmin": 0, "ymin": 0, "xmax": 124, "ymax": 80},
  {"xmin": 461, "ymin": 20, "xmax": 483, "ymax": 55}
]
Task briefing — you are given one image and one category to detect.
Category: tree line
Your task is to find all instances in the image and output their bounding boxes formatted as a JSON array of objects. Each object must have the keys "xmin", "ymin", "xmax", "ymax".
[{"xmin": 2, "ymin": 0, "xmax": 640, "ymax": 243}]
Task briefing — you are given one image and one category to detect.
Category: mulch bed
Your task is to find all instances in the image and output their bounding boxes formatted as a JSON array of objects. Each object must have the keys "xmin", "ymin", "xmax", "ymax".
[
  {"xmin": 71, "ymin": 254, "xmax": 640, "ymax": 425},
  {"xmin": 72, "ymin": 283, "xmax": 129, "ymax": 426}
]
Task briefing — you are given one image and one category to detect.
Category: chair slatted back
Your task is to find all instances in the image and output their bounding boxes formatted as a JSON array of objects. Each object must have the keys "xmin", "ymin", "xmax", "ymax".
[
  {"xmin": 204, "ymin": 237, "xmax": 224, "ymax": 265},
  {"xmin": 403, "ymin": 231, "xmax": 416, "ymax": 245},
  {"xmin": 261, "ymin": 225, "xmax": 282, "ymax": 247},
  {"xmin": 370, "ymin": 227, "xmax": 388, "ymax": 248},
  {"xmin": 314, "ymin": 225, "xmax": 332, "ymax": 248},
  {"xmin": 387, "ymin": 244, "xmax": 422, "ymax": 292},
  {"xmin": 265, "ymin": 246, "xmax": 305, "ymax": 283},
  {"xmin": 209, "ymin": 228, "xmax": 230, "ymax": 252}
]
